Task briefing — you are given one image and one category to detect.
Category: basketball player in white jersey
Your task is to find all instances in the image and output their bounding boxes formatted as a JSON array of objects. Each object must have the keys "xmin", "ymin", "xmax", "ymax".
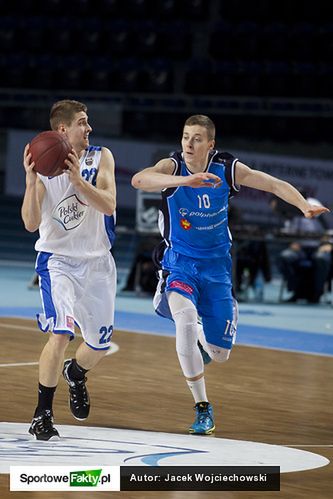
[{"xmin": 22, "ymin": 100, "xmax": 117, "ymax": 440}]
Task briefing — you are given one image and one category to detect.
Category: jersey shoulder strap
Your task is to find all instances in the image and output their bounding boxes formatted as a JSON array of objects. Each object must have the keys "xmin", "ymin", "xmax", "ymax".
[
  {"xmin": 213, "ymin": 150, "xmax": 240, "ymax": 196},
  {"xmin": 168, "ymin": 151, "xmax": 182, "ymax": 176}
]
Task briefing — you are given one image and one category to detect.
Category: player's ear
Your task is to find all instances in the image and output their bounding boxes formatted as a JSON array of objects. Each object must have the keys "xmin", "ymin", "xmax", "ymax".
[
  {"xmin": 58, "ymin": 124, "xmax": 67, "ymax": 134},
  {"xmin": 209, "ymin": 139, "xmax": 215, "ymax": 149}
]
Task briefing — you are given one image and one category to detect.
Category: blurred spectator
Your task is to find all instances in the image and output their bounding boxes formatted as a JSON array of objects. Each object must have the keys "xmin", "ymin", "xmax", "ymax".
[
  {"xmin": 123, "ymin": 235, "xmax": 160, "ymax": 294},
  {"xmin": 229, "ymin": 204, "xmax": 272, "ymax": 302},
  {"xmin": 235, "ymin": 240, "xmax": 271, "ymax": 301},
  {"xmin": 274, "ymin": 190, "xmax": 332, "ymax": 303}
]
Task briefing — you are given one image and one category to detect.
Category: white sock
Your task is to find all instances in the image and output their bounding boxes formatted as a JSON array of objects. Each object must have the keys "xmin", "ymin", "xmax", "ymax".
[{"xmin": 186, "ymin": 377, "xmax": 208, "ymax": 404}]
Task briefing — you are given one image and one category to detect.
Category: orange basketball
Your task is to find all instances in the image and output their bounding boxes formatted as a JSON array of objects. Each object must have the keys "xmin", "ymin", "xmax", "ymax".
[{"xmin": 29, "ymin": 131, "xmax": 72, "ymax": 177}]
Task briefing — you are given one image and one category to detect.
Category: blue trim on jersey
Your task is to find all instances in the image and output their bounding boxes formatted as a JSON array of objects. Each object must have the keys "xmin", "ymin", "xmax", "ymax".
[
  {"xmin": 85, "ymin": 340, "xmax": 110, "ymax": 351},
  {"xmin": 35, "ymin": 252, "xmax": 57, "ymax": 321},
  {"xmin": 36, "ymin": 313, "xmax": 50, "ymax": 333},
  {"xmin": 87, "ymin": 145, "xmax": 102, "ymax": 151},
  {"xmin": 104, "ymin": 214, "xmax": 116, "ymax": 247},
  {"xmin": 53, "ymin": 329, "xmax": 75, "ymax": 337}
]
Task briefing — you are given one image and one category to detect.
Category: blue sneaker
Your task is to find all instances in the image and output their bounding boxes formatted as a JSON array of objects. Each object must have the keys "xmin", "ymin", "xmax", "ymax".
[
  {"xmin": 189, "ymin": 402, "xmax": 215, "ymax": 434},
  {"xmin": 197, "ymin": 341, "xmax": 212, "ymax": 365}
]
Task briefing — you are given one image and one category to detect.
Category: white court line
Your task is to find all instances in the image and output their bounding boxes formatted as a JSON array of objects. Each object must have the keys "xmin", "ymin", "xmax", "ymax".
[
  {"xmin": 0, "ymin": 320, "xmax": 119, "ymax": 367},
  {"xmin": 0, "ymin": 361, "xmax": 38, "ymax": 367},
  {"xmin": 0, "ymin": 322, "xmax": 36, "ymax": 332},
  {"xmin": 0, "ymin": 344, "xmax": 119, "ymax": 369},
  {"xmin": 0, "ymin": 322, "xmax": 39, "ymax": 367}
]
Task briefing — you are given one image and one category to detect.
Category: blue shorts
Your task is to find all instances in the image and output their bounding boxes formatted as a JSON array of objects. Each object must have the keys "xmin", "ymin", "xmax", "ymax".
[{"xmin": 153, "ymin": 248, "xmax": 238, "ymax": 350}]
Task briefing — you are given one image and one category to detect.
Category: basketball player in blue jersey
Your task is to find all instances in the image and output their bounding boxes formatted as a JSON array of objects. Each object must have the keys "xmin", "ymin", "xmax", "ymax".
[
  {"xmin": 22, "ymin": 100, "xmax": 117, "ymax": 440},
  {"xmin": 132, "ymin": 114, "xmax": 329, "ymax": 435}
]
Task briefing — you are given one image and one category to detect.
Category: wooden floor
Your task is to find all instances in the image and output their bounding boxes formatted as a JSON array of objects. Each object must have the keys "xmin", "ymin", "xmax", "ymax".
[{"xmin": 0, "ymin": 317, "xmax": 332, "ymax": 499}]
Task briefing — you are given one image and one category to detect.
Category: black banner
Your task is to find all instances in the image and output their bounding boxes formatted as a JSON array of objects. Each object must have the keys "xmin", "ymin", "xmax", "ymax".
[{"xmin": 120, "ymin": 466, "xmax": 280, "ymax": 491}]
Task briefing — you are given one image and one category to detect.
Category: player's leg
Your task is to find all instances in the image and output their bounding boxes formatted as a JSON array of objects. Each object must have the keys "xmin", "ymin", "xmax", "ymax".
[
  {"xmin": 196, "ymin": 317, "xmax": 213, "ymax": 365},
  {"xmin": 39, "ymin": 333, "xmax": 71, "ymax": 386},
  {"xmin": 168, "ymin": 291, "xmax": 215, "ymax": 435},
  {"xmin": 30, "ymin": 254, "xmax": 76, "ymax": 440},
  {"xmin": 198, "ymin": 297, "xmax": 238, "ymax": 363},
  {"xmin": 197, "ymin": 253, "xmax": 237, "ymax": 363},
  {"xmin": 29, "ymin": 333, "xmax": 71, "ymax": 441},
  {"xmin": 62, "ymin": 343, "xmax": 107, "ymax": 421},
  {"xmin": 63, "ymin": 253, "xmax": 116, "ymax": 421}
]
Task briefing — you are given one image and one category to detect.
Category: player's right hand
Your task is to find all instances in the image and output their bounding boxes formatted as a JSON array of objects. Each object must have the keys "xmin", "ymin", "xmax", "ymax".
[
  {"xmin": 23, "ymin": 144, "xmax": 37, "ymax": 179},
  {"xmin": 184, "ymin": 172, "xmax": 222, "ymax": 188}
]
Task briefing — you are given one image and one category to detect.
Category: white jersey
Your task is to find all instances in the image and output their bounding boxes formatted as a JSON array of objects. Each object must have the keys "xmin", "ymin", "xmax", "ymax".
[{"xmin": 35, "ymin": 145, "xmax": 116, "ymax": 258}]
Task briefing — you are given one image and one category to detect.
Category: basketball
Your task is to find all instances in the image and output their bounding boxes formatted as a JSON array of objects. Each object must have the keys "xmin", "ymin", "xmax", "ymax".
[{"xmin": 29, "ymin": 130, "xmax": 72, "ymax": 177}]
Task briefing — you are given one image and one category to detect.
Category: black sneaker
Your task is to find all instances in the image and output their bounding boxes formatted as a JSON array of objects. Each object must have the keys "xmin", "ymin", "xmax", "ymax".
[
  {"xmin": 29, "ymin": 410, "xmax": 60, "ymax": 441},
  {"xmin": 62, "ymin": 360, "xmax": 90, "ymax": 421}
]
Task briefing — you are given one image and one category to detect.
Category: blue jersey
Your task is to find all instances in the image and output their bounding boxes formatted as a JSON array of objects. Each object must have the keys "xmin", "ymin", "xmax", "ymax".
[{"xmin": 159, "ymin": 150, "xmax": 239, "ymax": 258}]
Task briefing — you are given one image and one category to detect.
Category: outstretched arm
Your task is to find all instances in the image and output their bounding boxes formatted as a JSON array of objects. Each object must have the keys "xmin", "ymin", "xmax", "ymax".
[
  {"xmin": 235, "ymin": 162, "xmax": 330, "ymax": 218},
  {"xmin": 131, "ymin": 159, "xmax": 221, "ymax": 192}
]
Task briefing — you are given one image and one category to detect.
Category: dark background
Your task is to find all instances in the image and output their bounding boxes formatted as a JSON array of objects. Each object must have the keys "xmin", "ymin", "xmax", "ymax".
[{"xmin": 1, "ymin": 0, "xmax": 333, "ymax": 147}]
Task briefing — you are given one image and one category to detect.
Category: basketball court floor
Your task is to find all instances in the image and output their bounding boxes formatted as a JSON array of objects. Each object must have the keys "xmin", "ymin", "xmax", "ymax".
[{"xmin": 0, "ymin": 262, "xmax": 332, "ymax": 498}]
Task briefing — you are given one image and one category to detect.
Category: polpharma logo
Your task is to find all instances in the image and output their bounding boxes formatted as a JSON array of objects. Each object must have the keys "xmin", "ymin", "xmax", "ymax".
[{"xmin": 10, "ymin": 466, "xmax": 120, "ymax": 491}]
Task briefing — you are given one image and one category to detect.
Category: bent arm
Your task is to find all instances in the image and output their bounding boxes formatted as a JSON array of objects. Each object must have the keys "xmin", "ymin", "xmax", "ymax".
[
  {"xmin": 131, "ymin": 159, "xmax": 222, "ymax": 192},
  {"xmin": 73, "ymin": 147, "xmax": 116, "ymax": 216},
  {"xmin": 132, "ymin": 159, "xmax": 181, "ymax": 192},
  {"xmin": 21, "ymin": 143, "xmax": 46, "ymax": 232},
  {"xmin": 235, "ymin": 162, "xmax": 330, "ymax": 217},
  {"xmin": 21, "ymin": 178, "xmax": 45, "ymax": 232}
]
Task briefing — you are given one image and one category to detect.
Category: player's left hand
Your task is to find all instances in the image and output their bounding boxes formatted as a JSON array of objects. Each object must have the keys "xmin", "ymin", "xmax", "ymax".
[
  {"xmin": 304, "ymin": 205, "xmax": 330, "ymax": 218},
  {"xmin": 184, "ymin": 172, "xmax": 222, "ymax": 188}
]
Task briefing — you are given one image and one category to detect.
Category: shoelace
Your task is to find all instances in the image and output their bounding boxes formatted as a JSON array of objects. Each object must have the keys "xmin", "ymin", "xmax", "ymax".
[
  {"xmin": 197, "ymin": 411, "xmax": 211, "ymax": 423},
  {"xmin": 35, "ymin": 415, "xmax": 54, "ymax": 433},
  {"xmin": 196, "ymin": 404, "xmax": 211, "ymax": 423},
  {"xmin": 70, "ymin": 378, "xmax": 89, "ymax": 406}
]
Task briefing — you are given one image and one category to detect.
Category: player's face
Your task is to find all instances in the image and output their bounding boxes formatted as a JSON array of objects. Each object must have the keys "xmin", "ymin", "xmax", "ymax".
[
  {"xmin": 181, "ymin": 125, "xmax": 215, "ymax": 170},
  {"xmin": 65, "ymin": 112, "xmax": 92, "ymax": 153}
]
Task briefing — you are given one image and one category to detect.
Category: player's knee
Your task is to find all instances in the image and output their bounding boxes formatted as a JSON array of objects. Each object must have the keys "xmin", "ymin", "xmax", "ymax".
[
  {"xmin": 208, "ymin": 347, "xmax": 231, "ymax": 363},
  {"xmin": 176, "ymin": 322, "xmax": 198, "ymax": 356},
  {"xmin": 49, "ymin": 332, "xmax": 71, "ymax": 351},
  {"xmin": 173, "ymin": 308, "xmax": 198, "ymax": 356}
]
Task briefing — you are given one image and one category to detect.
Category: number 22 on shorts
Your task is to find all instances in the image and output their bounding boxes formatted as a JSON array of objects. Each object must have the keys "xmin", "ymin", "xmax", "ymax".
[{"xmin": 99, "ymin": 325, "xmax": 113, "ymax": 344}]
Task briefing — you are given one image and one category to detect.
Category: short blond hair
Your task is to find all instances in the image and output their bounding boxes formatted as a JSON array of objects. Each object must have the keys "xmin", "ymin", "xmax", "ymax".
[
  {"xmin": 184, "ymin": 115, "xmax": 215, "ymax": 140},
  {"xmin": 50, "ymin": 100, "xmax": 87, "ymax": 130}
]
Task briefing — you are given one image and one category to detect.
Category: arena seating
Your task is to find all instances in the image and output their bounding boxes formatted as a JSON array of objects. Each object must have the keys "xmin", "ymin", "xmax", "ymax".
[{"xmin": 0, "ymin": 0, "xmax": 332, "ymax": 142}]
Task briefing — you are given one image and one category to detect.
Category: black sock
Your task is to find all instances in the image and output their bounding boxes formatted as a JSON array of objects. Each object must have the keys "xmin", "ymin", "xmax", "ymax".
[
  {"xmin": 68, "ymin": 358, "xmax": 89, "ymax": 381},
  {"xmin": 34, "ymin": 383, "xmax": 57, "ymax": 417}
]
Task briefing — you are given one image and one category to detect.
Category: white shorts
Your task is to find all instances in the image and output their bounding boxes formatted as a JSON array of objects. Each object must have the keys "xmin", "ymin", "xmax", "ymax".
[{"xmin": 35, "ymin": 251, "xmax": 117, "ymax": 350}]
